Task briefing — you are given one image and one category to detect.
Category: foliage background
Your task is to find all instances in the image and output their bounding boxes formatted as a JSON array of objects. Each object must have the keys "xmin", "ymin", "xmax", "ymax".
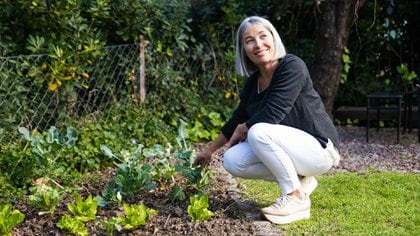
[{"xmin": 0, "ymin": 0, "xmax": 419, "ymax": 202}]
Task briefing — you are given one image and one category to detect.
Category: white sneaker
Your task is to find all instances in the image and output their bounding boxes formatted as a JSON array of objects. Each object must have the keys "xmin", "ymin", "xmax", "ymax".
[
  {"xmin": 299, "ymin": 176, "xmax": 318, "ymax": 196},
  {"xmin": 261, "ymin": 195, "xmax": 311, "ymax": 224}
]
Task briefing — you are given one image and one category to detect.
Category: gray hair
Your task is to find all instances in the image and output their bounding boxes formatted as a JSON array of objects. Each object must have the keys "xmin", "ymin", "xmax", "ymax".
[{"xmin": 235, "ymin": 16, "xmax": 286, "ymax": 77}]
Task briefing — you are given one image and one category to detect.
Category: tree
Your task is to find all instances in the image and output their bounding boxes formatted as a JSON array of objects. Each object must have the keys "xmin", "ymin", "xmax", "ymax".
[{"xmin": 309, "ymin": 0, "xmax": 366, "ymax": 115}]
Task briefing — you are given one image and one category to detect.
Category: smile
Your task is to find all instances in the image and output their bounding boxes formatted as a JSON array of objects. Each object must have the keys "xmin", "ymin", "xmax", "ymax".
[{"xmin": 255, "ymin": 49, "xmax": 269, "ymax": 56}]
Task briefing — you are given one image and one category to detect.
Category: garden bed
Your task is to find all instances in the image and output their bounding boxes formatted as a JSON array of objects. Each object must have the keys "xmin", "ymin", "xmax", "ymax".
[
  {"xmin": 12, "ymin": 167, "xmax": 255, "ymax": 235},
  {"xmin": 10, "ymin": 126, "xmax": 419, "ymax": 235}
]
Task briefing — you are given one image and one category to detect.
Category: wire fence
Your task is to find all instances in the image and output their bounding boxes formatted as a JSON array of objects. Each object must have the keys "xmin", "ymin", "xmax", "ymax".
[{"xmin": 0, "ymin": 43, "xmax": 212, "ymax": 145}]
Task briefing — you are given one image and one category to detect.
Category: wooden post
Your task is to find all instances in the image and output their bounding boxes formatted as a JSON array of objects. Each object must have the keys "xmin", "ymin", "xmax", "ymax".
[{"xmin": 138, "ymin": 35, "xmax": 149, "ymax": 105}]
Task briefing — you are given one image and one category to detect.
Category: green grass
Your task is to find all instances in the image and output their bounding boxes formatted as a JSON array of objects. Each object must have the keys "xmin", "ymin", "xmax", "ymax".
[{"xmin": 237, "ymin": 172, "xmax": 420, "ymax": 235}]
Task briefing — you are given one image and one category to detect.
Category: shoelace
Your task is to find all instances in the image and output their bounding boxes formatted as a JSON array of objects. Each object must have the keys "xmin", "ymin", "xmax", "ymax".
[{"xmin": 274, "ymin": 195, "xmax": 291, "ymax": 207}]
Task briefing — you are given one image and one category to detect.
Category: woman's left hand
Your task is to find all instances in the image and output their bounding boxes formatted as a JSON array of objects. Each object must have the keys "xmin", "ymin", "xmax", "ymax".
[{"xmin": 227, "ymin": 123, "xmax": 248, "ymax": 147}]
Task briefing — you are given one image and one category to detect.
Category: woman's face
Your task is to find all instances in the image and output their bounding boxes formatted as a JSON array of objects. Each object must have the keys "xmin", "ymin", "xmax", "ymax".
[{"xmin": 242, "ymin": 24, "xmax": 275, "ymax": 66}]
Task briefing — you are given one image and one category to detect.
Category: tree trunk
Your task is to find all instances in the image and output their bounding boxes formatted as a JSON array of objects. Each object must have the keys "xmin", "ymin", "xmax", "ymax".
[{"xmin": 309, "ymin": 0, "xmax": 366, "ymax": 115}]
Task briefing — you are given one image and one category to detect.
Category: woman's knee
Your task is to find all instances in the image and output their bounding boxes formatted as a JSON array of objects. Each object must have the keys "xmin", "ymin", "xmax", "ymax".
[
  {"xmin": 222, "ymin": 148, "xmax": 238, "ymax": 176},
  {"xmin": 247, "ymin": 123, "xmax": 271, "ymax": 147}
]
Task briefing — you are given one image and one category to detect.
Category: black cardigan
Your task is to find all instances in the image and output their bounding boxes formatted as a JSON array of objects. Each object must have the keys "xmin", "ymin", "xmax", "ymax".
[{"xmin": 221, "ymin": 54, "xmax": 339, "ymax": 149}]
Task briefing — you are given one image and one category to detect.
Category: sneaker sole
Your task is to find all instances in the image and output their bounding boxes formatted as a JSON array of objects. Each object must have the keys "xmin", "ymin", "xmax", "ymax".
[{"xmin": 262, "ymin": 210, "xmax": 310, "ymax": 224}]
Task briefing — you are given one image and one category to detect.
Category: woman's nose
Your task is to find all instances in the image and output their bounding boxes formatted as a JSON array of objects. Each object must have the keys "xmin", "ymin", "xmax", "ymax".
[{"xmin": 255, "ymin": 38, "xmax": 262, "ymax": 48}]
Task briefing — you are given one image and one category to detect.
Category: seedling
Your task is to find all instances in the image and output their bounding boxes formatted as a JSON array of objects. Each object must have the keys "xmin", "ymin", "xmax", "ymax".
[{"xmin": 100, "ymin": 217, "xmax": 122, "ymax": 236}]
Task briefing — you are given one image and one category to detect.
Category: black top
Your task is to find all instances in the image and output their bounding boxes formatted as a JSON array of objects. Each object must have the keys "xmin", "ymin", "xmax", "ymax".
[{"xmin": 221, "ymin": 54, "xmax": 339, "ymax": 149}]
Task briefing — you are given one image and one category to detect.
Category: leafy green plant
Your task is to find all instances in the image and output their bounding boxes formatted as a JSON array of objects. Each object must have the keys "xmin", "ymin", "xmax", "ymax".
[
  {"xmin": 170, "ymin": 185, "xmax": 187, "ymax": 202},
  {"xmin": 97, "ymin": 144, "xmax": 155, "ymax": 206},
  {"xmin": 0, "ymin": 204, "xmax": 25, "ymax": 236},
  {"xmin": 57, "ymin": 193, "xmax": 97, "ymax": 236},
  {"xmin": 165, "ymin": 119, "xmax": 212, "ymax": 202},
  {"xmin": 68, "ymin": 193, "xmax": 97, "ymax": 222},
  {"xmin": 143, "ymin": 143, "xmax": 176, "ymax": 186},
  {"xmin": 119, "ymin": 203, "xmax": 157, "ymax": 230},
  {"xmin": 18, "ymin": 126, "xmax": 78, "ymax": 178},
  {"xmin": 341, "ymin": 46, "xmax": 352, "ymax": 84},
  {"xmin": 187, "ymin": 194, "xmax": 214, "ymax": 222},
  {"xmin": 0, "ymin": 175, "xmax": 26, "ymax": 204},
  {"xmin": 100, "ymin": 217, "xmax": 122, "ymax": 236},
  {"xmin": 186, "ymin": 108, "xmax": 226, "ymax": 142},
  {"xmin": 56, "ymin": 215, "xmax": 88, "ymax": 236},
  {"xmin": 18, "ymin": 126, "xmax": 78, "ymax": 162},
  {"xmin": 175, "ymin": 119, "xmax": 211, "ymax": 189},
  {"xmin": 27, "ymin": 182, "xmax": 63, "ymax": 215},
  {"xmin": 397, "ymin": 63, "xmax": 418, "ymax": 90}
]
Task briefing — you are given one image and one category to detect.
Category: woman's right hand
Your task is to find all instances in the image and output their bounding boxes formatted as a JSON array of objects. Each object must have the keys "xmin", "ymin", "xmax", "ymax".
[
  {"xmin": 193, "ymin": 133, "xmax": 228, "ymax": 168},
  {"xmin": 193, "ymin": 149, "xmax": 213, "ymax": 168}
]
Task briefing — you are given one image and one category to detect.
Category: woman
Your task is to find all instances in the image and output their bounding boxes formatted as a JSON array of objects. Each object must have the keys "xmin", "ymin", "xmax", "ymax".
[{"xmin": 194, "ymin": 16, "xmax": 340, "ymax": 224}]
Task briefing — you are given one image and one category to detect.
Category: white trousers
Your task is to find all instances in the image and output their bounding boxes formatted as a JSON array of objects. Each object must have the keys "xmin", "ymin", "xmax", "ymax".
[{"xmin": 223, "ymin": 123, "xmax": 338, "ymax": 195}]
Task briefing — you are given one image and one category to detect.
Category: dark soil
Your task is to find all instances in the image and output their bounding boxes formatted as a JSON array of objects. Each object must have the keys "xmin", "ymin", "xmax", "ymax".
[{"xmin": 12, "ymin": 126, "xmax": 419, "ymax": 235}]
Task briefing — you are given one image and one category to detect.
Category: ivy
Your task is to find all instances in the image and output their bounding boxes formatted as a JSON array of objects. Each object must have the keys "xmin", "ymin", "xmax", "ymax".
[{"xmin": 341, "ymin": 47, "xmax": 352, "ymax": 84}]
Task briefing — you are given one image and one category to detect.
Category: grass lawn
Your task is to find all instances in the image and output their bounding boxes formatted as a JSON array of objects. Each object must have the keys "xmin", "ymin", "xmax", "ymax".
[{"xmin": 237, "ymin": 172, "xmax": 419, "ymax": 235}]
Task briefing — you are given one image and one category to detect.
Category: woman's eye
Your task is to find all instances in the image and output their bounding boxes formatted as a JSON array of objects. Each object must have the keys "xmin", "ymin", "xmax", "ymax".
[{"xmin": 245, "ymin": 39, "xmax": 254, "ymax": 44}]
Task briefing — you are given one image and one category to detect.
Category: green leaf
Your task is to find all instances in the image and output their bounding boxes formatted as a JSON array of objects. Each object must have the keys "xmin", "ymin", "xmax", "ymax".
[
  {"xmin": 26, "ymin": 35, "xmax": 45, "ymax": 53},
  {"xmin": 65, "ymin": 127, "xmax": 79, "ymax": 146},
  {"xmin": 120, "ymin": 203, "xmax": 157, "ymax": 230},
  {"xmin": 132, "ymin": 144, "xmax": 144, "ymax": 159},
  {"xmin": 100, "ymin": 145, "xmax": 115, "ymax": 158},
  {"xmin": 100, "ymin": 217, "xmax": 122, "ymax": 235},
  {"xmin": 28, "ymin": 184, "xmax": 62, "ymax": 215},
  {"xmin": 96, "ymin": 196, "xmax": 107, "ymax": 207},
  {"xmin": 170, "ymin": 186, "xmax": 186, "ymax": 202},
  {"xmin": 177, "ymin": 119, "xmax": 187, "ymax": 141},
  {"xmin": 0, "ymin": 204, "xmax": 25, "ymax": 236},
  {"xmin": 187, "ymin": 194, "xmax": 214, "ymax": 222},
  {"xmin": 17, "ymin": 127, "xmax": 31, "ymax": 141},
  {"xmin": 208, "ymin": 111, "xmax": 224, "ymax": 127},
  {"xmin": 57, "ymin": 215, "xmax": 88, "ymax": 236},
  {"xmin": 67, "ymin": 193, "xmax": 97, "ymax": 222}
]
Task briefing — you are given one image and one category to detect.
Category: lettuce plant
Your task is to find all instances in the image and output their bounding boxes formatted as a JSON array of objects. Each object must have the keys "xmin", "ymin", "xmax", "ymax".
[
  {"xmin": 68, "ymin": 193, "xmax": 97, "ymax": 222},
  {"xmin": 0, "ymin": 204, "xmax": 25, "ymax": 236},
  {"xmin": 56, "ymin": 215, "xmax": 88, "ymax": 236},
  {"xmin": 27, "ymin": 183, "xmax": 63, "ymax": 215},
  {"xmin": 119, "ymin": 203, "xmax": 157, "ymax": 230},
  {"xmin": 187, "ymin": 194, "xmax": 214, "ymax": 222},
  {"xmin": 57, "ymin": 193, "xmax": 97, "ymax": 236}
]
